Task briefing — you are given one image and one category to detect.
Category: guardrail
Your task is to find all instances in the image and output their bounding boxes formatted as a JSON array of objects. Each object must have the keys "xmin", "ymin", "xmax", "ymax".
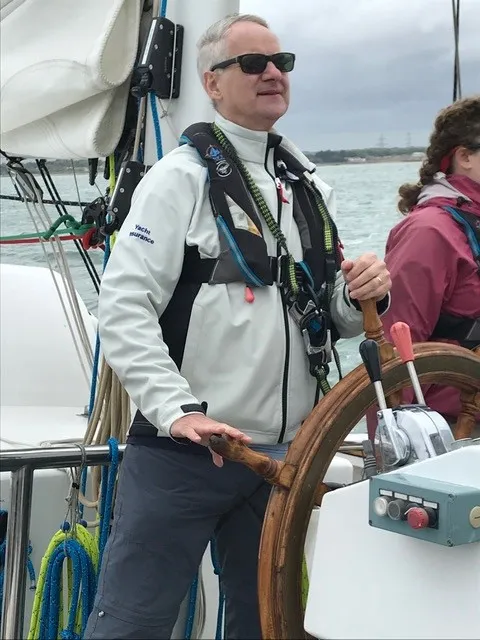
[{"xmin": 0, "ymin": 443, "xmax": 126, "ymax": 639}]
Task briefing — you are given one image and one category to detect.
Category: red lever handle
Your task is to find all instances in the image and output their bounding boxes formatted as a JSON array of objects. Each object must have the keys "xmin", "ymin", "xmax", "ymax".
[{"xmin": 390, "ymin": 322, "xmax": 414, "ymax": 363}]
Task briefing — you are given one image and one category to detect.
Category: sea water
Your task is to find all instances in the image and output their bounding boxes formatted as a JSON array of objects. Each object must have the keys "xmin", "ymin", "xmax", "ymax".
[{"xmin": 0, "ymin": 160, "xmax": 421, "ymax": 382}]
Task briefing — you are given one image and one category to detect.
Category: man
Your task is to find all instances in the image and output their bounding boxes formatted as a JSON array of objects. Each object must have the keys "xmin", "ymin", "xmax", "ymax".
[{"xmin": 85, "ymin": 13, "xmax": 391, "ymax": 640}]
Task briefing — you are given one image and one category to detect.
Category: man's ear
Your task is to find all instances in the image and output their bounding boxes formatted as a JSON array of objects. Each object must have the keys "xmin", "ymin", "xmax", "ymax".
[{"xmin": 204, "ymin": 71, "xmax": 222, "ymax": 103}]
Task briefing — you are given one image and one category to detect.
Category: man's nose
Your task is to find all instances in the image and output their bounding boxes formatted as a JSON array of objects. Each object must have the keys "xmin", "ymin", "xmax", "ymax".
[{"xmin": 262, "ymin": 61, "xmax": 283, "ymax": 80}]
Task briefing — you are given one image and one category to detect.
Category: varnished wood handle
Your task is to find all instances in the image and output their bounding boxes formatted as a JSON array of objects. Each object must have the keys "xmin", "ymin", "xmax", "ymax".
[
  {"xmin": 359, "ymin": 297, "xmax": 403, "ymax": 407},
  {"xmin": 359, "ymin": 298, "xmax": 385, "ymax": 344},
  {"xmin": 209, "ymin": 435, "xmax": 333, "ymax": 502},
  {"xmin": 209, "ymin": 435, "xmax": 284, "ymax": 483},
  {"xmin": 454, "ymin": 389, "xmax": 480, "ymax": 439}
]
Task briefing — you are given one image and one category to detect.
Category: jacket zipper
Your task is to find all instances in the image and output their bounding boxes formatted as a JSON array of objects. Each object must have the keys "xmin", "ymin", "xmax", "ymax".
[{"xmin": 263, "ymin": 152, "xmax": 290, "ymax": 444}]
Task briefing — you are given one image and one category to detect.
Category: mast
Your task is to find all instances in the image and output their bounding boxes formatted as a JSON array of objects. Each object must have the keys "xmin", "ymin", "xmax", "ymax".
[
  {"xmin": 451, "ymin": 0, "xmax": 462, "ymax": 101},
  {"xmin": 143, "ymin": 0, "xmax": 240, "ymax": 164}
]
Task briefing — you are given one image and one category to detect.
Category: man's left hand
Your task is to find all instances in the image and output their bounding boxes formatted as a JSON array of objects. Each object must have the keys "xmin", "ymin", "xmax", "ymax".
[{"xmin": 341, "ymin": 252, "xmax": 391, "ymax": 301}]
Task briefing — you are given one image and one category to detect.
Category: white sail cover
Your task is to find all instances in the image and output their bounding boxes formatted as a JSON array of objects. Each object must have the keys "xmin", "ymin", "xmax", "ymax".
[{"xmin": 0, "ymin": 0, "xmax": 142, "ymax": 159}]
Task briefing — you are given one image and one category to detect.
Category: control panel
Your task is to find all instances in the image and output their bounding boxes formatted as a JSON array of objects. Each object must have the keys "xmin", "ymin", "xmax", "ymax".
[{"xmin": 369, "ymin": 472, "xmax": 480, "ymax": 546}]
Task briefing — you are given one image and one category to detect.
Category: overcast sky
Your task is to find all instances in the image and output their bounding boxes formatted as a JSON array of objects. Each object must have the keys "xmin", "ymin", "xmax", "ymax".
[{"xmin": 239, "ymin": 0, "xmax": 479, "ymax": 150}]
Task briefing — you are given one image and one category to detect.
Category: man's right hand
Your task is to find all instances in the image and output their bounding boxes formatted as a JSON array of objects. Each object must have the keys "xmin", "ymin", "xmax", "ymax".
[{"xmin": 170, "ymin": 414, "xmax": 252, "ymax": 467}]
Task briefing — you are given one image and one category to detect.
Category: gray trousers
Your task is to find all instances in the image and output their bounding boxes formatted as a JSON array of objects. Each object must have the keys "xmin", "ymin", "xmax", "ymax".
[{"xmin": 84, "ymin": 442, "xmax": 272, "ymax": 639}]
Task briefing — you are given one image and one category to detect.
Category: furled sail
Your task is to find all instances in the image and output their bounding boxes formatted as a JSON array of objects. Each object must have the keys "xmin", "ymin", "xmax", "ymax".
[{"xmin": 0, "ymin": 0, "xmax": 143, "ymax": 159}]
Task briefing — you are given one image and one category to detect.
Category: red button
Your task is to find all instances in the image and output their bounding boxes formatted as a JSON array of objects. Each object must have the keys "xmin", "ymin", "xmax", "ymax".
[{"xmin": 407, "ymin": 507, "xmax": 430, "ymax": 529}]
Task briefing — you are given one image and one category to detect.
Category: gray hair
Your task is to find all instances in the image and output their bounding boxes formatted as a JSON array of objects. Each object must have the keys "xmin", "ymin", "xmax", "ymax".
[{"xmin": 196, "ymin": 13, "xmax": 269, "ymax": 81}]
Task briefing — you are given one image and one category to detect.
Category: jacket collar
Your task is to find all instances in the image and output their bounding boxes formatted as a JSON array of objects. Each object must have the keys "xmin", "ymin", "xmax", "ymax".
[
  {"xmin": 448, "ymin": 174, "xmax": 480, "ymax": 210},
  {"xmin": 214, "ymin": 112, "xmax": 273, "ymax": 164},
  {"xmin": 417, "ymin": 173, "xmax": 480, "ymax": 214},
  {"xmin": 213, "ymin": 112, "xmax": 316, "ymax": 173}
]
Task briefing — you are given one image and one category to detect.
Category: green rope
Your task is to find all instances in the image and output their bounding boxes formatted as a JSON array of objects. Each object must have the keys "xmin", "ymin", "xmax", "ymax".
[
  {"xmin": 0, "ymin": 214, "xmax": 93, "ymax": 243},
  {"xmin": 301, "ymin": 554, "xmax": 310, "ymax": 611},
  {"xmin": 312, "ymin": 364, "xmax": 332, "ymax": 395},
  {"xmin": 303, "ymin": 180, "xmax": 335, "ymax": 304},
  {"xmin": 212, "ymin": 123, "xmax": 300, "ymax": 296}
]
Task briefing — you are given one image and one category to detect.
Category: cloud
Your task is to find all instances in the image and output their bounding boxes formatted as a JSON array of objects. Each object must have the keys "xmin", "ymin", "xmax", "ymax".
[{"xmin": 239, "ymin": 0, "xmax": 480, "ymax": 149}]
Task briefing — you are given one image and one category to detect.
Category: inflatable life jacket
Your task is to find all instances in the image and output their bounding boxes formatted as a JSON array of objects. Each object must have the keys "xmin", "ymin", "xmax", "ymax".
[
  {"xmin": 177, "ymin": 122, "xmax": 344, "ymax": 392},
  {"xmin": 431, "ymin": 205, "xmax": 480, "ymax": 349}
]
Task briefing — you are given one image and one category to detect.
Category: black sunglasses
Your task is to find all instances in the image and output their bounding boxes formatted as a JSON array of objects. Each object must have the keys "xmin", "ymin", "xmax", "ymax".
[{"xmin": 210, "ymin": 52, "xmax": 295, "ymax": 75}]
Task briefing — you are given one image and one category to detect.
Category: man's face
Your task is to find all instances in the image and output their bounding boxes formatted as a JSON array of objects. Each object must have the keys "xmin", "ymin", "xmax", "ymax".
[{"xmin": 204, "ymin": 21, "xmax": 292, "ymax": 131}]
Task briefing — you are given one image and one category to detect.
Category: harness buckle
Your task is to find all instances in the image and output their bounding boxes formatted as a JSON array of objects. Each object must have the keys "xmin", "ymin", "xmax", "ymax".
[
  {"xmin": 289, "ymin": 298, "xmax": 332, "ymax": 367},
  {"xmin": 302, "ymin": 328, "xmax": 332, "ymax": 368},
  {"xmin": 464, "ymin": 317, "xmax": 480, "ymax": 345},
  {"xmin": 275, "ymin": 255, "xmax": 286, "ymax": 286},
  {"xmin": 271, "ymin": 255, "xmax": 289, "ymax": 287},
  {"xmin": 271, "ymin": 256, "xmax": 307, "ymax": 289}
]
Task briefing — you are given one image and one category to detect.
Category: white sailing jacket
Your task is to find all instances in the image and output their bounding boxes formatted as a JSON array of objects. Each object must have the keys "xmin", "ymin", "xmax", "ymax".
[{"xmin": 98, "ymin": 113, "xmax": 388, "ymax": 444}]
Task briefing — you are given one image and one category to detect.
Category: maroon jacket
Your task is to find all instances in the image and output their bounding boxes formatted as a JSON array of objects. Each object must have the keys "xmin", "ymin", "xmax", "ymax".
[{"xmin": 367, "ymin": 174, "xmax": 480, "ymax": 439}]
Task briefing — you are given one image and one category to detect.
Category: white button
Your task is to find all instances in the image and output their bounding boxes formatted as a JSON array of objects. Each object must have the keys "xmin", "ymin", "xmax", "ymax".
[
  {"xmin": 98, "ymin": 611, "xmax": 105, "ymax": 618},
  {"xmin": 373, "ymin": 496, "xmax": 389, "ymax": 516},
  {"xmin": 469, "ymin": 506, "xmax": 480, "ymax": 529}
]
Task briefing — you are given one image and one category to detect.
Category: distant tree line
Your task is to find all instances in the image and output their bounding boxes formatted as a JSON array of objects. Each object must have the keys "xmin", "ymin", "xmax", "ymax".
[
  {"xmin": 1, "ymin": 147, "xmax": 427, "ymax": 177},
  {"xmin": 305, "ymin": 146, "xmax": 426, "ymax": 164}
]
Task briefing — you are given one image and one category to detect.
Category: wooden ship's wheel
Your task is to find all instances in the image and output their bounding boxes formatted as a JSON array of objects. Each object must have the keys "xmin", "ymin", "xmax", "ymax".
[{"xmin": 209, "ymin": 299, "xmax": 480, "ymax": 639}]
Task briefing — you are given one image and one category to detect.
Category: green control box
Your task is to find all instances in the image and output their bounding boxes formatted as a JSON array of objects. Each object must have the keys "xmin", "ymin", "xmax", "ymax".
[{"xmin": 369, "ymin": 473, "xmax": 480, "ymax": 546}]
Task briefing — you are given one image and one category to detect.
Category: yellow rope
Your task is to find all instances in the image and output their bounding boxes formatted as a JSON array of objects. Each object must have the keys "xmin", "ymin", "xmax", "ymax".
[
  {"xmin": 108, "ymin": 154, "xmax": 118, "ymax": 250},
  {"xmin": 27, "ymin": 525, "xmax": 98, "ymax": 639},
  {"xmin": 301, "ymin": 554, "xmax": 309, "ymax": 611}
]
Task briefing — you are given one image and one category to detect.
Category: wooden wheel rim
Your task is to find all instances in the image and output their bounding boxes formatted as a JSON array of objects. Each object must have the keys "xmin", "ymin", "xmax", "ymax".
[{"xmin": 258, "ymin": 343, "xmax": 480, "ymax": 639}]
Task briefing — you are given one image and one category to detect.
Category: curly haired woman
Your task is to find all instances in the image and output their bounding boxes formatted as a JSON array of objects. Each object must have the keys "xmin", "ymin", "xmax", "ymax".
[{"xmin": 368, "ymin": 96, "xmax": 480, "ymax": 438}]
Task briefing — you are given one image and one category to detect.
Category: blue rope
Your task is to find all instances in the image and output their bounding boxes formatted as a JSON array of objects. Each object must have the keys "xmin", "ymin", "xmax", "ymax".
[
  {"xmin": 210, "ymin": 539, "xmax": 225, "ymax": 640},
  {"xmin": 38, "ymin": 536, "xmax": 96, "ymax": 639},
  {"xmin": 0, "ymin": 510, "xmax": 36, "ymax": 623},
  {"xmin": 183, "ymin": 572, "xmax": 199, "ymax": 639},
  {"xmin": 27, "ymin": 542, "xmax": 36, "ymax": 589},
  {"xmin": 149, "ymin": 92, "xmax": 164, "ymax": 160},
  {"xmin": 87, "ymin": 335, "xmax": 101, "ymax": 419},
  {"xmin": 88, "ymin": 232, "xmax": 110, "ymax": 417},
  {"xmin": 98, "ymin": 437, "xmax": 119, "ymax": 572},
  {"xmin": 80, "ymin": 235, "xmax": 111, "ymax": 520},
  {"xmin": 149, "ymin": 0, "xmax": 165, "ymax": 162}
]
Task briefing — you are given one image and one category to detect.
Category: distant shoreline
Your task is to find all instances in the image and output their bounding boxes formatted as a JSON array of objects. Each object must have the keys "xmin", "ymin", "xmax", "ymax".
[
  {"xmin": 316, "ymin": 157, "xmax": 423, "ymax": 167},
  {"xmin": 0, "ymin": 148, "xmax": 425, "ymax": 178}
]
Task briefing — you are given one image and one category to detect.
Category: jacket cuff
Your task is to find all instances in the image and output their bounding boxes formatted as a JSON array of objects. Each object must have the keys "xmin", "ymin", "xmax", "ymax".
[
  {"xmin": 168, "ymin": 401, "xmax": 208, "ymax": 444},
  {"xmin": 343, "ymin": 284, "xmax": 391, "ymax": 316}
]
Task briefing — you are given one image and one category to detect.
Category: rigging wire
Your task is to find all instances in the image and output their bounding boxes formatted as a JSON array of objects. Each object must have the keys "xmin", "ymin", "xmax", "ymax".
[
  {"xmin": 451, "ymin": 0, "xmax": 462, "ymax": 101},
  {"xmin": 36, "ymin": 161, "xmax": 101, "ymax": 294}
]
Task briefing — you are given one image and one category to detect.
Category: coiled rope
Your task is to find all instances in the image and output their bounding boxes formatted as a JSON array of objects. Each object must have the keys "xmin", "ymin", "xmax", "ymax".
[
  {"xmin": 0, "ymin": 510, "xmax": 36, "ymax": 626},
  {"xmin": 27, "ymin": 438, "xmax": 118, "ymax": 639},
  {"xmin": 27, "ymin": 524, "xmax": 98, "ymax": 640}
]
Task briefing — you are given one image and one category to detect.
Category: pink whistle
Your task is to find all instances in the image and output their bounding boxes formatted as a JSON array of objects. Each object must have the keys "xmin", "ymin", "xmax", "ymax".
[
  {"xmin": 244, "ymin": 286, "xmax": 255, "ymax": 304},
  {"xmin": 390, "ymin": 321, "xmax": 426, "ymax": 405}
]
